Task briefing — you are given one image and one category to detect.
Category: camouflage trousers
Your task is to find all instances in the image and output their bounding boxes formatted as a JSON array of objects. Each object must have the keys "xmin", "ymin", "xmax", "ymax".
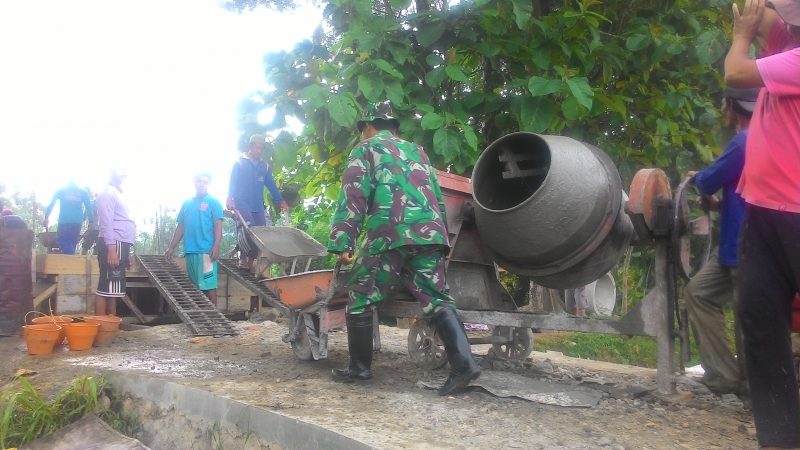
[{"xmin": 347, "ymin": 245, "xmax": 455, "ymax": 317}]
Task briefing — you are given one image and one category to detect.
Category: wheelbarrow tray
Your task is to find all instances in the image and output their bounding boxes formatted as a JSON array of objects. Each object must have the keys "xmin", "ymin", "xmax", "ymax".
[
  {"xmin": 263, "ymin": 269, "xmax": 347, "ymax": 310},
  {"xmin": 38, "ymin": 231, "xmax": 58, "ymax": 249},
  {"xmin": 247, "ymin": 226, "xmax": 327, "ymax": 264}
]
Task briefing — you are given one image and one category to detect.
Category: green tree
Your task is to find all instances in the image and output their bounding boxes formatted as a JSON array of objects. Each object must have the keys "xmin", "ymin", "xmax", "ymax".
[
  {"xmin": 1, "ymin": 191, "xmax": 45, "ymax": 232},
  {"xmin": 246, "ymin": 0, "xmax": 732, "ymax": 200}
]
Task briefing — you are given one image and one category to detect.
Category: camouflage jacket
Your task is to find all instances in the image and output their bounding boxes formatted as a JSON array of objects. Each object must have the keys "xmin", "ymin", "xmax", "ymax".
[{"xmin": 328, "ymin": 130, "xmax": 449, "ymax": 255}]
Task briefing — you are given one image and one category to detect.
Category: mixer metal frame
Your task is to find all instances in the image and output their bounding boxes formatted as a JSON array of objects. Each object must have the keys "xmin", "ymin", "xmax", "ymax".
[{"xmin": 379, "ymin": 167, "xmax": 686, "ymax": 395}]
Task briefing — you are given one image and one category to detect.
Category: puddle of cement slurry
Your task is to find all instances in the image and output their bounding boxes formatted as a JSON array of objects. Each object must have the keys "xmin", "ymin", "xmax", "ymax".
[{"xmin": 64, "ymin": 349, "xmax": 250, "ymax": 378}]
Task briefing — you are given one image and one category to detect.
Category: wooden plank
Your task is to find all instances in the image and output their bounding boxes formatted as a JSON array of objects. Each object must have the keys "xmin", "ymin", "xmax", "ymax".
[
  {"xmin": 121, "ymin": 295, "xmax": 147, "ymax": 324},
  {"xmin": 37, "ymin": 254, "xmax": 99, "ymax": 275},
  {"xmin": 32, "ymin": 283, "xmax": 57, "ymax": 311}
]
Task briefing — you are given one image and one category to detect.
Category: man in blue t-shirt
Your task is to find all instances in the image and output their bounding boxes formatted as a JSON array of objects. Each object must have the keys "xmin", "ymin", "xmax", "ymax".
[
  {"xmin": 226, "ymin": 134, "xmax": 288, "ymax": 226},
  {"xmin": 166, "ymin": 173, "xmax": 224, "ymax": 305},
  {"xmin": 43, "ymin": 181, "xmax": 93, "ymax": 254},
  {"xmin": 226, "ymin": 134, "xmax": 289, "ymax": 272},
  {"xmin": 684, "ymin": 87, "xmax": 758, "ymax": 400}
]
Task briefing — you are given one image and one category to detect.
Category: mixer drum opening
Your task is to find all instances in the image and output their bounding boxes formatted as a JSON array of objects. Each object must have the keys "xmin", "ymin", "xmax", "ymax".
[{"xmin": 472, "ymin": 132, "xmax": 551, "ymax": 211}]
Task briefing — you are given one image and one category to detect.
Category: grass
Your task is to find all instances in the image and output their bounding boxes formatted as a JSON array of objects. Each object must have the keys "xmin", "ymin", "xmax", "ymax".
[
  {"xmin": 534, "ymin": 317, "xmax": 738, "ymax": 370},
  {"xmin": 534, "ymin": 332, "xmax": 661, "ymax": 368},
  {"xmin": 0, "ymin": 375, "xmax": 121, "ymax": 448}
]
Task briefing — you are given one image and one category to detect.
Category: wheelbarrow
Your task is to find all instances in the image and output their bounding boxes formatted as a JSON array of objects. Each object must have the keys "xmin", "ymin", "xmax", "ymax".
[
  {"xmin": 229, "ymin": 209, "xmax": 327, "ymax": 275},
  {"xmin": 263, "ymin": 265, "xmax": 354, "ymax": 361},
  {"xmin": 37, "ymin": 229, "xmax": 59, "ymax": 252},
  {"xmin": 224, "ymin": 212, "xmax": 354, "ymax": 360}
]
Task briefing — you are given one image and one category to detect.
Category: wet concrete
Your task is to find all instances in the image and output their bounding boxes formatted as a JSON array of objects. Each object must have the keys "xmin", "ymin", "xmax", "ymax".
[{"xmin": 0, "ymin": 322, "xmax": 758, "ymax": 449}]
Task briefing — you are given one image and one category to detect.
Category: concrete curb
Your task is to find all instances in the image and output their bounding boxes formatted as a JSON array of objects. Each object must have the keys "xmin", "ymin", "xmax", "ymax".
[{"xmin": 104, "ymin": 371, "xmax": 374, "ymax": 450}]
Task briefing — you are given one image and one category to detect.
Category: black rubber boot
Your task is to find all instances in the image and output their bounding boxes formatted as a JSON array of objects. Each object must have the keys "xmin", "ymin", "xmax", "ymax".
[
  {"xmin": 331, "ymin": 311, "xmax": 373, "ymax": 382},
  {"xmin": 433, "ymin": 308, "xmax": 481, "ymax": 395}
]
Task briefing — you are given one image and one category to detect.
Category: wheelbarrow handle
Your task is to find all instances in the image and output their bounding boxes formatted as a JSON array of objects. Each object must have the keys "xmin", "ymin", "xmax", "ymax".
[
  {"xmin": 230, "ymin": 209, "xmax": 251, "ymax": 232},
  {"xmin": 283, "ymin": 210, "xmax": 292, "ymax": 227}
]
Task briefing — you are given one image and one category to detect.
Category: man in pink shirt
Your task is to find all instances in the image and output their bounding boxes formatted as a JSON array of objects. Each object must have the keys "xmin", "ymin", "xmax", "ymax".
[{"xmin": 724, "ymin": 0, "xmax": 800, "ymax": 447}]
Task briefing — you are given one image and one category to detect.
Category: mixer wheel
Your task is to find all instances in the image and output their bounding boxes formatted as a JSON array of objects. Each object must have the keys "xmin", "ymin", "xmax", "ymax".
[
  {"xmin": 407, "ymin": 319, "xmax": 447, "ymax": 370},
  {"xmin": 487, "ymin": 326, "xmax": 533, "ymax": 361}
]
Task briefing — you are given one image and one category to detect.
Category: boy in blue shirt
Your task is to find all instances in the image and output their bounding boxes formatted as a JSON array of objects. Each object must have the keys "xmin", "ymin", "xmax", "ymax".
[{"xmin": 166, "ymin": 173, "xmax": 224, "ymax": 305}]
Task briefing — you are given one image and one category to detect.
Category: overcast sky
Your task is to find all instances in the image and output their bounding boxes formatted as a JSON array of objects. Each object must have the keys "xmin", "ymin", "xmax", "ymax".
[{"xmin": 0, "ymin": 0, "xmax": 321, "ymax": 226}]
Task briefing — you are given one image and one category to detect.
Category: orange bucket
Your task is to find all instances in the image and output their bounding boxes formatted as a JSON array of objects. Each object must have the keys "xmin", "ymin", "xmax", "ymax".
[
  {"xmin": 22, "ymin": 324, "xmax": 62, "ymax": 356},
  {"xmin": 63, "ymin": 322, "xmax": 100, "ymax": 351},
  {"xmin": 84, "ymin": 315, "xmax": 122, "ymax": 346},
  {"xmin": 31, "ymin": 315, "xmax": 74, "ymax": 344}
]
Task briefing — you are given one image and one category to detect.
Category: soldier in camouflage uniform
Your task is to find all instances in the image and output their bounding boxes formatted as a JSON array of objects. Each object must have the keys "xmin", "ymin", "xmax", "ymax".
[{"xmin": 328, "ymin": 101, "xmax": 481, "ymax": 395}]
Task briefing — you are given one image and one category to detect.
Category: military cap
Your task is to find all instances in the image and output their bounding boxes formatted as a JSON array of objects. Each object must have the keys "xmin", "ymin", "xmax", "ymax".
[{"xmin": 357, "ymin": 101, "xmax": 400, "ymax": 132}]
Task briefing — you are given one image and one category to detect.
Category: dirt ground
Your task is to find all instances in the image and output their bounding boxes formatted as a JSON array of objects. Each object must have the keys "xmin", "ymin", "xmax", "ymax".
[{"xmin": 1, "ymin": 315, "xmax": 758, "ymax": 449}]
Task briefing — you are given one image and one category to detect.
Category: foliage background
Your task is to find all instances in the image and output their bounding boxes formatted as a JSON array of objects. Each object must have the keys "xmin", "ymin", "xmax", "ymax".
[
  {"xmin": 240, "ymin": 0, "xmax": 736, "ymax": 299},
  {"xmin": 252, "ymin": 0, "xmax": 734, "ymax": 195}
]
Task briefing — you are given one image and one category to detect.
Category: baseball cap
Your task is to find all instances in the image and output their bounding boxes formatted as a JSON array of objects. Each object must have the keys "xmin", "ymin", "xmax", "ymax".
[
  {"xmin": 357, "ymin": 101, "xmax": 400, "ymax": 132},
  {"xmin": 724, "ymin": 87, "xmax": 760, "ymax": 113},
  {"xmin": 769, "ymin": 0, "xmax": 800, "ymax": 26}
]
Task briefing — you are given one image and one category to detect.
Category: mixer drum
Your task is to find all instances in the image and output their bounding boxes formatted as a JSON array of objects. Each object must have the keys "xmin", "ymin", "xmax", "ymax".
[{"xmin": 471, "ymin": 132, "xmax": 633, "ymax": 289}]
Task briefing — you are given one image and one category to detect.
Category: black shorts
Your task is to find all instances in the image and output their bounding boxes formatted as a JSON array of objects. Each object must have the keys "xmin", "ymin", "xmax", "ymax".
[{"xmin": 96, "ymin": 240, "xmax": 132, "ymax": 298}]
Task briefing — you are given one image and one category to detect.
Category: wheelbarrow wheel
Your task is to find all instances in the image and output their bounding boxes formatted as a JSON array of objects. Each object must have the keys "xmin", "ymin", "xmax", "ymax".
[
  {"xmin": 407, "ymin": 319, "xmax": 447, "ymax": 370},
  {"xmin": 292, "ymin": 314, "xmax": 321, "ymax": 361},
  {"xmin": 487, "ymin": 326, "xmax": 533, "ymax": 362}
]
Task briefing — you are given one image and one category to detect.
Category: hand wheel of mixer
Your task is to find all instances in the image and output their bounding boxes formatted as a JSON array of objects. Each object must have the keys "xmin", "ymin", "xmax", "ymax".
[{"xmin": 672, "ymin": 175, "xmax": 714, "ymax": 281}]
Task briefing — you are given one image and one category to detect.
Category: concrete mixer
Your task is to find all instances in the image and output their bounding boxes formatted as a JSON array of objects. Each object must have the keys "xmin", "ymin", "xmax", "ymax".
[
  {"xmin": 270, "ymin": 132, "xmax": 701, "ymax": 395},
  {"xmin": 374, "ymin": 132, "xmax": 703, "ymax": 395}
]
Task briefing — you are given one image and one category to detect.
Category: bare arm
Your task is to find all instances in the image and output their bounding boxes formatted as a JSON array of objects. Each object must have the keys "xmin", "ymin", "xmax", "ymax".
[
  {"xmin": 165, "ymin": 223, "xmax": 185, "ymax": 260},
  {"xmin": 724, "ymin": 0, "xmax": 766, "ymax": 87},
  {"xmin": 211, "ymin": 219, "xmax": 222, "ymax": 261}
]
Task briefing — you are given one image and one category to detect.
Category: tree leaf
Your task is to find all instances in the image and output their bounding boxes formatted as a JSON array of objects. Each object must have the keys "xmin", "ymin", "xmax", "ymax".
[
  {"xmin": 511, "ymin": 0, "xmax": 533, "ymax": 30},
  {"xmin": 421, "ymin": 112, "xmax": 445, "ymax": 130},
  {"xmin": 561, "ymin": 97, "xmax": 582, "ymax": 120},
  {"xmin": 416, "ymin": 24, "xmax": 446, "ymax": 47},
  {"xmin": 370, "ymin": 58, "xmax": 403, "ymax": 79},
  {"xmin": 528, "ymin": 76, "xmax": 561, "ymax": 96},
  {"xmin": 625, "ymin": 34, "xmax": 650, "ymax": 51},
  {"xmin": 425, "ymin": 67, "xmax": 447, "ymax": 88},
  {"xmin": 445, "ymin": 65, "xmax": 470, "ymax": 82},
  {"xmin": 415, "ymin": 103, "xmax": 435, "ymax": 114},
  {"xmin": 478, "ymin": 41, "xmax": 501, "ymax": 57},
  {"xmin": 520, "ymin": 97, "xmax": 555, "ymax": 133},
  {"xmin": 462, "ymin": 124, "xmax": 478, "ymax": 152},
  {"xmin": 531, "ymin": 48, "xmax": 550, "ymax": 70},
  {"xmin": 327, "ymin": 94, "xmax": 358, "ymax": 128},
  {"xmin": 695, "ymin": 29, "xmax": 725, "ymax": 65},
  {"xmin": 433, "ymin": 127, "xmax": 461, "ymax": 162},
  {"xmin": 426, "ymin": 53, "xmax": 444, "ymax": 67},
  {"xmin": 565, "ymin": 77, "xmax": 594, "ymax": 110},
  {"xmin": 357, "ymin": 75, "xmax": 384, "ymax": 102},
  {"xmin": 301, "ymin": 84, "xmax": 328, "ymax": 109},
  {"xmin": 384, "ymin": 80, "xmax": 405, "ymax": 106}
]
